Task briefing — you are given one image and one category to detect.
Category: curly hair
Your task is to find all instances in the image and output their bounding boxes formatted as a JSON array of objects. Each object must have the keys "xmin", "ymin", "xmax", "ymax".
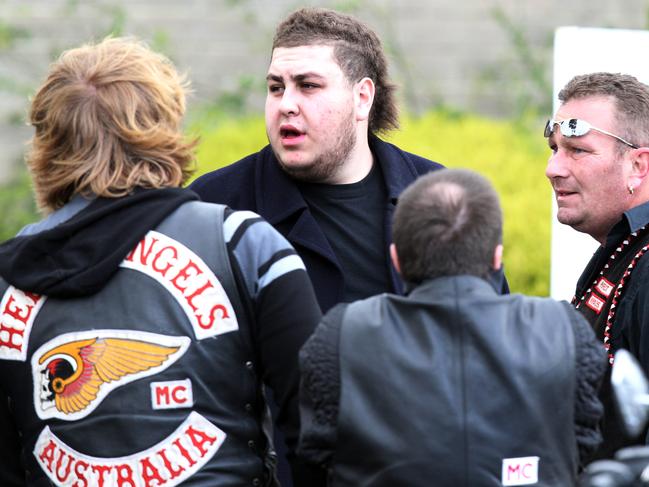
[
  {"xmin": 27, "ymin": 36, "xmax": 197, "ymax": 213},
  {"xmin": 272, "ymin": 7, "xmax": 398, "ymax": 135}
]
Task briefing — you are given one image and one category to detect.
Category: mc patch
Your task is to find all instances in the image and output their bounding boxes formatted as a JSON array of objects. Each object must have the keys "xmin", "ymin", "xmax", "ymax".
[
  {"xmin": 502, "ymin": 456, "xmax": 539, "ymax": 485},
  {"xmin": 151, "ymin": 379, "xmax": 194, "ymax": 410},
  {"xmin": 32, "ymin": 330, "xmax": 190, "ymax": 421}
]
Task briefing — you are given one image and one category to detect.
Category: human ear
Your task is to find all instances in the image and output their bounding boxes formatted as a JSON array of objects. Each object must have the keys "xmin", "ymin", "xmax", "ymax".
[
  {"xmin": 354, "ymin": 77, "xmax": 375, "ymax": 122},
  {"xmin": 628, "ymin": 147, "xmax": 649, "ymax": 191},
  {"xmin": 390, "ymin": 243, "xmax": 401, "ymax": 276},
  {"xmin": 492, "ymin": 244, "xmax": 503, "ymax": 271}
]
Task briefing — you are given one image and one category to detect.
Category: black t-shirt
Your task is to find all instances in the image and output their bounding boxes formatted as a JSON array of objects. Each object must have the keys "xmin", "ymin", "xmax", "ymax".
[{"xmin": 299, "ymin": 164, "xmax": 391, "ymax": 302}]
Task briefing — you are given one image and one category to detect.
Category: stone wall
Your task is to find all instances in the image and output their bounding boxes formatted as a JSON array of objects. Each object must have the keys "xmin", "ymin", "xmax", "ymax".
[{"xmin": 0, "ymin": 0, "xmax": 646, "ymax": 183}]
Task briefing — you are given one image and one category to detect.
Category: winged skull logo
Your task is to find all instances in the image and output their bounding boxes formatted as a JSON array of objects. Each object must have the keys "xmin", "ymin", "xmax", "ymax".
[{"xmin": 32, "ymin": 330, "xmax": 190, "ymax": 421}]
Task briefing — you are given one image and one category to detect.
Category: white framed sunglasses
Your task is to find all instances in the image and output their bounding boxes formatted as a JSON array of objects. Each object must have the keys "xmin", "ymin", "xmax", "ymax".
[{"xmin": 544, "ymin": 118, "xmax": 639, "ymax": 149}]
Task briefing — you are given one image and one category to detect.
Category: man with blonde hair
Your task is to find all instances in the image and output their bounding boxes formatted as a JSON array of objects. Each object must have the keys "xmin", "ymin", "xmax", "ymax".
[{"xmin": 0, "ymin": 37, "xmax": 322, "ymax": 486}]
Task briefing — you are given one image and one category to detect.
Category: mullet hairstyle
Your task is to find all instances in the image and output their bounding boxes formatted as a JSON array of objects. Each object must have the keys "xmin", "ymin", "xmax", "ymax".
[
  {"xmin": 272, "ymin": 7, "xmax": 398, "ymax": 135},
  {"xmin": 393, "ymin": 169, "xmax": 503, "ymax": 284},
  {"xmin": 27, "ymin": 36, "xmax": 197, "ymax": 213},
  {"xmin": 559, "ymin": 72, "xmax": 649, "ymax": 155}
]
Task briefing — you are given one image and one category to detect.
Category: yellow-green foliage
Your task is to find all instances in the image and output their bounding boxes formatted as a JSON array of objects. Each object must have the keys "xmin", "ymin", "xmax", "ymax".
[
  {"xmin": 192, "ymin": 110, "xmax": 553, "ymax": 296},
  {"xmin": 385, "ymin": 112, "xmax": 553, "ymax": 296},
  {"xmin": 192, "ymin": 117, "xmax": 268, "ymax": 179}
]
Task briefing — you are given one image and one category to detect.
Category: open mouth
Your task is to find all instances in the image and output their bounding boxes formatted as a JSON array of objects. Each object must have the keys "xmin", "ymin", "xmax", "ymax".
[
  {"xmin": 279, "ymin": 123, "xmax": 304, "ymax": 140},
  {"xmin": 280, "ymin": 127, "xmax": 303, "ymax": 139}
]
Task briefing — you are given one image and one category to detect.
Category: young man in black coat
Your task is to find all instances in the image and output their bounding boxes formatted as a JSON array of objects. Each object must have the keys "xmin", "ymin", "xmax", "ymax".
[{"xmin": 190, "ymin": 7, "xmax": 448, "ymax": 314}]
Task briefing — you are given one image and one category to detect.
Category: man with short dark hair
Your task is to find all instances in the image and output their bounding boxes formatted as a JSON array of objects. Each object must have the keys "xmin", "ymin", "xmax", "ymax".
[
  {"xmin": 545, "ymin": 72, "xmax": 649, "ymax": 457},
  {"xmin": 299, "ymin": 169, "xmax": 606, "ymax": 486}
]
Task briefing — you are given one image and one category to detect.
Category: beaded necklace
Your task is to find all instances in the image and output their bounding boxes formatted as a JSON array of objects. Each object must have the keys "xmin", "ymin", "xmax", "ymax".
[{"xmin": 573, "ymin": 226, "xmax": 649, "ymax": 365}]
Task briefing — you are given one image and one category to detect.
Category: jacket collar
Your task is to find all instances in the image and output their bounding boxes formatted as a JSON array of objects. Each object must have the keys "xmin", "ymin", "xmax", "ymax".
[
  {"xmin": 602, "ymin": 199, "xmax": 649, "ymax": 250},
  {"xmin": 369, "ymin": 135, "xmax": 422, "ymax": 204},
  {"xmin": 255, "ymin": 145, "xmax": 308, "ymax": 225},
  {"xmin": 255, "ymin": 135, "xmax": 421, "ymax": 224},
  {"xmin": 625, "ymin": 199, "xmax": 649, "ymax": 233},
  {"xmin": 252, "ymin": 136, "xmax": 425, "ymax": 276},
  {"xmin": 254, "ymin": 145, "xmax": 338, "ymax": 265},
  {"xmin": 409, "ymin": 275, "xmax": 498, "ymax": 301}
]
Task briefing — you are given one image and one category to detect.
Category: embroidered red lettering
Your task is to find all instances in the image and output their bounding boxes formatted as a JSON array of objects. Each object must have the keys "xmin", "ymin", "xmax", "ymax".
[
  {"xmin": 3, "ymin": 293, "xmax": 37, "ymax": 322},
  {"xmin": 125, "ymin": 237, "xmax": 159, "ymax": 266},
  {"xmin": 151, "ymin": 246, "xmax": 178, "ymax": 277},
  {"xmin": 198, "ymin": 304, "xmax": 229, "ymax": 330},
  {"xmin": 185, "ymin": 281, "xmax": 214, "ymax": 313},
  {"xmin": 0, "ymin": 287, "xmax": 44, "ymax": 361},
  {"xmin": 170, "ymin": 260, "xmax": 201, "ymax": 294},
  {"xmin": 172, "ymin": 437, "xmax": 197, "ymax": 468},
  {"xmin": 586, "ymin": 293, "xmax": 606, "ymax": 314},
  {"xmin": 91, "ymin": 464, "xmax": 112, "ymax": 487},
  {"xmin": 151, "ymin": 379, "xmax": 193, "ymax": 410},
  {"xmin": 186, "ymin": 425, "xmax": 217, "ymax": 457},
  {"xmin": 502, "ymin": 456, "xmax": 539, "ymax": 486},
  {"xmin": 120, "ymin": 231, "xmax": 238, "ymax": 340},
  {"xmin": 38, "ymin": 439, "xmax": 57, "ymax": 471},
  {"xmin": 595, "ymin": 277, "xmax": 615, "ymax": 298},
  {"xmin": 115, "ymin": 464, "xmax": 136, "ymax": 487},
  {"xmin": 139, "ymin": 457, "xmax": 166, "ymax": 486},
  {"xmin": 33, "ymin": 413, "xmax": 226, "ymax": 486},
  {"xmin": 156, "ymin": 447, "xmax": 185, "ymax": 480},
  {"xmin": 0, "ymin": 317, "xmax": 25, "ymax": 351},
  {"xmin": 73, "ymin": 460, "xmax": 89, "ymax": 487},
  {"xmin": 54, "ymin": 449, "xmax": 73, "ymax": 482}
]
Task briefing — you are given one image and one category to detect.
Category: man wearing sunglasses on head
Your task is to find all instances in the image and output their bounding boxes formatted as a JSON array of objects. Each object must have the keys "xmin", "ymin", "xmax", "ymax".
[{"xmin": 545, "ymin": 72, "xmax": 649, "ymax": 460}]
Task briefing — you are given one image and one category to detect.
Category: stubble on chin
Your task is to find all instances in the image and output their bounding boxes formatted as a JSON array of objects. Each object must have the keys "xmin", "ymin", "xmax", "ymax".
[
  {"xmin": 276, "ymin": 156, "xmax": 343, "ymax": 183},
  {"xmin": 274, "ymin": 134, "xmax": 356, "ymax": 184}
]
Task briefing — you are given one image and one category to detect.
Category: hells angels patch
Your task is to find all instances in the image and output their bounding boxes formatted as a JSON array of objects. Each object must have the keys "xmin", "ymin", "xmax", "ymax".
[
  {"xmin": 121, "ymin": 231, "xmax": 238, "ymax": 340},
  {"xmin": 0, "ymin": 286, "xmax": 45, "ymax": 361},
  {"xmin": 32, "ymin": 330, "xmax": 190, "ymax": 421},
  {"xmin": 34, "ymin": 411, "xmax": 225, "ymax": 487}
]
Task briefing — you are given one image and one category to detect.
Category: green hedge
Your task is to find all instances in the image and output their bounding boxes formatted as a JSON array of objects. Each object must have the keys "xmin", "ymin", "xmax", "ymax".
[
  {"xmin": 0, "ymin": 169, "xmax": 38, "ymax": 242},
  {"xmin": 0, "ymin": 109, "xmax": 552, "ymax": 296},
  {"xmin": 193, "ymin": 110, "xmax": 553, "ymax": 296}
]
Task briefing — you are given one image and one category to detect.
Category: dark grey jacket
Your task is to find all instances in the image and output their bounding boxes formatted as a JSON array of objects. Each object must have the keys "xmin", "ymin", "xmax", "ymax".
[
  {"xmin": 0, "ymin": 197, "xmax": 321, "ymax": 486},
  {"xmin": 300, "ymin": 275, "xmax": 607, "ymax": 486}
]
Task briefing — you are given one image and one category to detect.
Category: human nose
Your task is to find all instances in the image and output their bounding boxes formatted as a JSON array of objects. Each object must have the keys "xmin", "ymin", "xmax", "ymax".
[
  {"xmin": 545, "ymin": 149, "xmax": 569, "ymax": 180},
  {"xmin": 278, "ymin": 87, "xmax": 299, "ymax": 116}
]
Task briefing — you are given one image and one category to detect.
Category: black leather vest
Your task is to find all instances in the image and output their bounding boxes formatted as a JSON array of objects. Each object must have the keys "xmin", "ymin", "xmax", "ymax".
[
  {"xmin": 334, "ymin": 276, "xmax": 578, "ymax": 487},
  {"xmin": 0, "ymin": 202, "xmax": 270, "ymax": 486},
  {"xmin": 572, "ymin": 226, "xmax": 649, "ymax": 459}
]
